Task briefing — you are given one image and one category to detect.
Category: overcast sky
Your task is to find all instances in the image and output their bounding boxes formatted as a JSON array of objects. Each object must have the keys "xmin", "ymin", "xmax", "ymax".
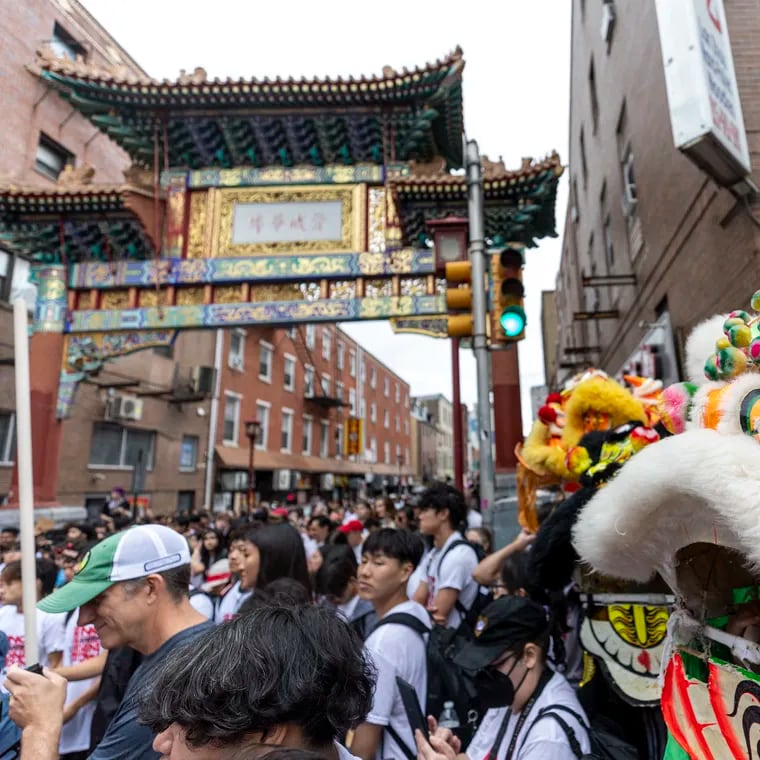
[{"xmin": 79, "ymin": 0, "xmax": 571, "ymax": 428}]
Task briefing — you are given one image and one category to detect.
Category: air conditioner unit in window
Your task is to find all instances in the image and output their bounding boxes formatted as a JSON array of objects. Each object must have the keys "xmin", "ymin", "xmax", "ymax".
[
  {"xmin": 601, "ymin": 2, "xmax": 616, "ymax": 43},
  {"xmin": 191, "ymin": 366, "xmax": 216, "ymax": 395},
  {"xmin": 105, "ymin": 394, "xmax": 143, "ymax": 422},
  {"xmin": 274, "ymin": 469, "xmax": 291, "ymax": 491}
]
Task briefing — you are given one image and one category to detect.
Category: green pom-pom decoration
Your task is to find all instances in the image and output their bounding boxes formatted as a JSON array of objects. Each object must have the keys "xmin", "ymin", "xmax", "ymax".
[
  {"xmin": 752, "ymin": 291, "xmax": 760, "ymax": 312},
  {"xmin": 728, "ymin": 309, "xmax": 751, "ymax": 323},
  {"xmin": 717, "ymin": 346, "xmax": 748, "ymax": 377},
  {"xmin": 704, "ymin": 354, "xmax": 721, "ymax": 380},
  {"xmin": 724, "ymin": 317, "xmax": 746, "ymax": 333},
  {"xmin": 729, "ymin": 324, "xmax": 753, "ymax": 348}
]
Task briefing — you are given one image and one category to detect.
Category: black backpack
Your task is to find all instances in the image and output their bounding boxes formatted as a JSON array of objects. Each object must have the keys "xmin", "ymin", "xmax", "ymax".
[
  {"xmin": 372, "ymin": 612, "xmax": 484, "ymax": 748},
  {"xmin": 528, "ymin": 705, "xmax": 639, "ymax": 760}
]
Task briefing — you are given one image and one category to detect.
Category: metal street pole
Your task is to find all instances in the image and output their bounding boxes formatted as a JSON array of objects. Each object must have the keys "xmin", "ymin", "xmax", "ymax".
[
  {"xmin": 451, "ymin": 336, "xmax": 464, "ymax": 492},
  {"xmin": 465, "ymin": 138, "xmax": 495, "ymax": 512},
  {"xmin": 247, "ymin": 438, "xmax": 255, "ymax": 513}
]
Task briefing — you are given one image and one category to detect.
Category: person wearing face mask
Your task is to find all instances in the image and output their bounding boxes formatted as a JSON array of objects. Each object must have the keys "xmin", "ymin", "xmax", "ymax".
[{"xmin": 417, "ymin": 596, "xmax": 590, "ymax": 760}]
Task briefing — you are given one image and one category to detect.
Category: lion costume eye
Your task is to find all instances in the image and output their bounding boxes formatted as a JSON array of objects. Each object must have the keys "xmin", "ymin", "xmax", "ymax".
[{"xmin": 739, "ymin": 388, "xmax": 760, "ymax": 438}]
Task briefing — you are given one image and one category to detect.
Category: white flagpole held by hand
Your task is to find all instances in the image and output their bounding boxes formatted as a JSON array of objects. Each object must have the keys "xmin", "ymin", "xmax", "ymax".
[{"xmin": 13, "ymin": 298, "xmax": 38, "ymax": 666}]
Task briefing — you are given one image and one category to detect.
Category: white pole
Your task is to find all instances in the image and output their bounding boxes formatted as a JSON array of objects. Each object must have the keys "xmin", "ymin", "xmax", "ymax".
[
  {"xmin": 204, "ymin": 329, "xmax": 223, "ymax": 510},
  {"xmin": 13, "ymin": 299, "xmax": 38, "ymax": 666}
]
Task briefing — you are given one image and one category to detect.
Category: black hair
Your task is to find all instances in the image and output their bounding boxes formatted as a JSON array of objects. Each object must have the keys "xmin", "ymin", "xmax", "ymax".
[
  {"xmin": 245, "ymin": 523, "xmax": 311, "ymax": 593},
  {"xmin": 315, "ymin": 545, "xmax": 358, "ymax": 599},
  {"xmin": 308, "ymin": 515, "xmax": 333, "ymax": 532},
  {"xmin": 362, "ymin": 517, "xmax": 381, "ymax": 532},
  {"xmin": 500, "ymin": 552, "xmax": 531, "ymax": 594},
  {"xmin": 138, "ymin": 604, "xmax": 375, "ymax": 748},
  {"xmin": 362, "ymin": 528, "xmax": 425, "ymax": 568},
  {"xmin": 0, "ymin": 527, "xmax": 19, "ymax": 536},
  {"xmin": 395, "ymin": 505, "xmax": 417, "ymax": 531},
  {"xmin": 2, "ymin": 558, "xmax": 58, "ymax": 597},
  {"xmin": 239, "ymin": 577, "xmax": 312, "ymax": 615},
  {"xmin": 419, "ymin": 483, "xmax": 468, "ymax": 531},
  {"xmin": 200, "ymin": 528, "xmax": 226, "ymax": 569},
  {"xmin": 255, "ymin": 750, "xmax": 329, "ymax": 760}
]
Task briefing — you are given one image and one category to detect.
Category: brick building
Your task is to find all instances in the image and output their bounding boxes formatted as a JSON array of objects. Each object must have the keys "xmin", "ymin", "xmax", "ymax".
[
  {"xmin": 412, "ymin": 394, "xmax": 454, "ymax": 482},
  {"xmin": 214, "ymin": 324, "xmax": 413, "ymax": 509},
  {"xmin": 411, "ymin": 399, "xmax": 438, "ymax": 486},
  {"xmin": 550, "ymin": 0, "xmax": 760, "ymax": 388},
  {"xmin": 0, "ymin": 0, "xmax": 215, "ymax": 513}
]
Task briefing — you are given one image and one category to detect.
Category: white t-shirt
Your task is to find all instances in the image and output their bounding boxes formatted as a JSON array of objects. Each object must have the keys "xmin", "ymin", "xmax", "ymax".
[
  {"xmin": 467, "ymin": 510, "xmax": 484, "ymax": 529},
  {"xmin": 59, "ymin": 610, "xmax": 102, "ymax": 754},
  {"xmin": 336, "ymin": 742, "xmax": 362, "ymax": 760},
  {"xmin": 466, "ymin": 672, "xmax": 591, "ymax": 760},
  {"xmin": 215, "ymin": 580, "xmax": 252, "ymax": 623},
  {"xmin": 365, "ymin": 600, "xmax": 430, "ymax": 759},
  {"xmin": 190, "ymin": 591, "xmax": 215, "ymax": 620},
  {"xmin": 407, "ymin": 550, "xmax": 430, "ymax": 599},
  {"xmin": 424, "ymin": 532, "xmax": 479, "ymax": 628},
  {"xmin": 0, "ymin": 605, "xmax": 65, "ymax": 668}
]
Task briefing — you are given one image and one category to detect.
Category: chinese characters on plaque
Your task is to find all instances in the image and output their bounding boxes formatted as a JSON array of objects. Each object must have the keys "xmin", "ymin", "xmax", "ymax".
[{"xmin": 232, "ymin": 200, "xmax": 344, "ymax": 245}]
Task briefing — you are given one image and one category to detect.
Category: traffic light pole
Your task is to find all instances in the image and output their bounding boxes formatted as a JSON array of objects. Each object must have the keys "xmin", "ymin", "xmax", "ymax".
[{"xmin": 465, "ymin": 138, "xmax": 495, "ymax": 513}]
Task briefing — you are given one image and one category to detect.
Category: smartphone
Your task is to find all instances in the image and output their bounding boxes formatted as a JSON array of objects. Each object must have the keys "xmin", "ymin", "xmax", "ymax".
[
  {"xmin": 395, "ymin": 676, "xmax": 429, "ymax": 741},
  {"xmin": 25, "ymin": 663, "xmax": 43, "ymax": 675}
]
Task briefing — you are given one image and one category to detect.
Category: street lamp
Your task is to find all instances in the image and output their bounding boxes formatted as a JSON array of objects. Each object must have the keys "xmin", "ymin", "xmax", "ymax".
[{"xmin": 244, "ymin": 418, "xmax": 261, "ymax": 512}]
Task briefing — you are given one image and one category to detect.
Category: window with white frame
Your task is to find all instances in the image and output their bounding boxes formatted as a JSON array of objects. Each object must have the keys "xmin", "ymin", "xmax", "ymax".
[
  {"xmin": 259, "ymin": 341, "xmax": 273, "ymax": 382},
  {"xmin": 384, "ymin": 441, "xmax": 391, "ymax": 464},
  {"xmin": 349, "ymin": 388, "xmax": 357, "ymax": 415},
  {"xmin": 405, "ymin": 446, "xmax": 410, "ymax": 465},
  {"xmin": 395, "ymin": 383, "xmax": 400, "ymax": 403},
  {"xmin": 222, "ymin": 393, "xmax": 241, "ymax": 444},
  {"xmin": 336, "ymin": 425, "xmax": 344, "ymax": 458},
  {"xmin": 89, "ymin": 424, "xmax": 155, "ymax": 470},
  {"xmin": 370, "ymin": 402, "xmax": 377, "ymax": 423},
  {"xmin": 286, "ymin": 326, "xmax": 297, "ymax": 340},
  {"xmin": 395, "ymin": 415, "xmax": 400, "ymax": 432},
  {"xmin": 321, "ymin": 374, "xmax": 331, "ymax": 396},
  {"xmin": 349, "ymin": 349, "xmax": 357, "ymax": 377},
  {"xmin": 320, "ymin": 421, "xmax": 330, "ymax": 458},
  {"xmin": 360, "ymin": 399, "xmax": 366, "ymax": 420},
  {"xmin": 384, "ymin": 410, "xmax": 390, "ymax": 429},
  {"xmin": 283, "ymin": 355, "xmax": 296, "ymax": 391},
  {"xmin": 360, "ymin": 359, "xmax": 366, "ymax": 382},
  {"xmin": 396, "ymin": 443, "xmax": 401, "ymax": 462},
  {"xmin": 404, "ymin": 418, "xmax": 409, "ymax": 435},
  {"xmin": 370, "ymin": 437, "xmax": 377, "ymax": 461},
  {"xmin": 228, "ymin": 329, "xmax": 245, "ymax": 370},
  {"xmin": 383, "ymin": 377, "xmax": 390, "ymax": 397},
  {"xmin": 370, "ymin": 367, "xmax": 376, "ymax": 389},
  {"xmin": 35, "ymin": 133, "xmax": 74, "ymax": 181},
  {"xmin": 280, "ymin": 409, "xmax": 294, "ymax": 452},
  {"xmin": 0, "ymin": 413, "xmax": 16, "ymax": 464},
  {"xmin": 337, "ymin": 341, "xmax": 345, "ymax": 370},
  {"xmin": 255, "ymin": 402, "xmax": 270, "ymax": 449},
  {"xmin": 179, "ymin": 435, "xmax": 199, "ymax": 471},
  {"xmin": 306, "ymin": 324, "xmax": 316, "ymax": 349},
  {"xmin": 322, "ymin": 328, "xmax": 331, "ymax": 360},
  {"xmin": 302, "ymin": 415, "xmax": 313, "ymax": 455},
  {"xmin": 305, "ymin": 366, "xmax": 315, "ymax": 397},
  {"xmin": 336, "ymin": 382, "xmax": 344, "ymax": 402}
]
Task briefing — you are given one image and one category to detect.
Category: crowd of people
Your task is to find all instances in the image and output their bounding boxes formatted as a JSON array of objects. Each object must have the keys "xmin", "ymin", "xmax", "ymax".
[{"xmin": 0, "ymin": 483, "xmax": 595, "ymax": 760}]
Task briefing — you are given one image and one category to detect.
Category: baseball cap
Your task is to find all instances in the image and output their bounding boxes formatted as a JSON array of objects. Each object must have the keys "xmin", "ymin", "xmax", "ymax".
[
  {"xmin": 338, "ymin": 520, "xmax": 364, "ymax": 534},
  {"xmin": 271, "ymin": 507, "xmax": 290, "ymax": 519},
  {"xmin": 454, "ymin": 596, "xmax": 549, "ymax": 673},
  {"xmin": 38, "ymin": 524, "xmax": 191, "ymax": 614},
  {"xmin": 201, "ymin": 559, "xmax": 231, "ymax": 593}
]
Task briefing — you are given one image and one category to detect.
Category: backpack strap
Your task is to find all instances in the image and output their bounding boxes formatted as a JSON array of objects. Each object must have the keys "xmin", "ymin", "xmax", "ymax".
[
  {"xmin": 372, "ymin": 612, "xmax": 431, "ymax": 638},
  {"xmin": 384, "ymin": 722, "xmax": 417, "ymax": 760},
  {"xmin": 523, "ymin": 705, "xmax": 589, "ymax": 759}
]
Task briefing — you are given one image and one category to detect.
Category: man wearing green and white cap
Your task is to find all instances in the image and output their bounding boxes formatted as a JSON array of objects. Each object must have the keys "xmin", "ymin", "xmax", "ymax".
[{"xmin": 5, "ymin": 524, "xmax": 212, "ymax": 760}]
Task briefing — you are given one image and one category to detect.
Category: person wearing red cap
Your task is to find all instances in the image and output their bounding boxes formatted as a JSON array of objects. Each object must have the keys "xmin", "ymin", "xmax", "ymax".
[
  {"xmin": 338, "ymin": 520, "xmax": 365, "ymax": 564},
  {"xmin": 271, "ymin": 507, "xmax": 291, "ymax": 523}
]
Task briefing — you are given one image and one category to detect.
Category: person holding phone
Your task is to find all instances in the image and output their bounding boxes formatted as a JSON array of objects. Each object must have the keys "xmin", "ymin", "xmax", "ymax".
[{"xmin": 351, "ymin": 528, "xmax": 430, "ymax": 760}]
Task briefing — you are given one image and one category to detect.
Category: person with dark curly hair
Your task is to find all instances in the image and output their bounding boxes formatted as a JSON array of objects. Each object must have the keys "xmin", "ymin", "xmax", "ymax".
[
  {"xmin": 412, "ymin": 483, "xmax": 479, "ymax": 628},
  {"xmin": 140, "ymin": 604, "xmax": 375, "ymax": 759}
]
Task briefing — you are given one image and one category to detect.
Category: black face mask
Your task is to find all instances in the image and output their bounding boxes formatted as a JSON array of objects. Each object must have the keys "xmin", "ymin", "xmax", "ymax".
[{"xmin": 473, "ymin": 652, "xmax": 529, "ymax": 710}]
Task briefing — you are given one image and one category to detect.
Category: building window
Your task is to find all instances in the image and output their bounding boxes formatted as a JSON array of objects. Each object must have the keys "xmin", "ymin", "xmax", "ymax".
[
  {"xmin": 50, "ymin": 22, "xmax": 86, "ymax": 60},
  {"xmin": 305, "ymin": 324, "xmax": 316, "ymax": 349},
  {"xmin": 286, "ymin": 326, "xmax": 297, "ymax": 340},
  {"xmin": 0, "ymin": 413, "xmax": 16, "ymax": 463},
  {"xmin": 603, "ymin": 214, "xmax": 615, "ymax": 268},
  {"xmin": 370, "ymin": 367, "xmax": 377, "ymax": 389},
  {"xmin": 405, "ymin": 393, "xmax": 409, "ymax": 409},
  {"xmin": 621, "ymin": 146, "xmax": 638, "ymax": 216},
  {"xmin": 579, "ymin": 127, "xmax": 588, "ymax": 190},
  {"xmin": 395, "ymin": 383, "xmax": 400, "ymax": 403},
  {"xmin": 589, "ymin": 58, "xmax": 599, "ymax": 134},
  {"xmin": 349, "ymin": 388, "xmax": 357, "ymax": 415},
  {"xmin": 336, "ymin": 381, "xmax": 344, "ymax": 402},
  {"xmin": 349, "ymin": 350, "xmax": 356, "ymax": 377},
  {"xmin": 395, "ymin": 415, "xmax": 400, "ymax": 432},
  {"xmin": 255, "ymin": 402, "xmax": 270, "ymax": 449},
  {"xmin": 404, "ymin": 419, "xmax": 409, "ymax": 435},
  {"xmin": 302, "ymin": 416, "xmax": 313, "ymax": 455},
  {"xmin": 337, "ymin": 341, "xmax": 345, "ymax": 370},
  {"xmin": 222, "ymin": 394, "xmax": 241, "ymax": 444},
  {"xmin": 177, "ymin": 491, "xmax": 195, "ymax": 513},
  {"xmin": 304, "ymin": 366, "xmax": 315, "ymax": 397},
  {"xmin": 280, "ymin": 409, "xmax": 294, "ymax": 453},
  {"xmin": 384, "ymin": 441, "xmax": 391, "ymax": 465},
  {"xmin": 258, "ymin": 341, "xmax": 273, "ymax": 382},
  {"xmin": 35, "ymin": 133, "xmax": 73, "ymax": 181},
  {"xmin": 396, "ymin": 443, "xmax": 402, "ymax": 462},
  {"xmin": 284, "ymin": 355, "xmax": 296, "ymax": 391},
  {"xmin": 360, "ymin": 399, "xmax": 366, "ymax": 420},
  {"xmin": 405, "ymin": 446, "xmax": 410, "ymax": 465},
  {"xmin": 360, "ymin": 359, "xmax": 366, "ymax": 383},
  {"xmin": 370, "ymin": 437, "xmax": 377, "ymax": 462},
  {"xmin": 322, "ymin": 329, "xmax": 331, "ymax": 360},
  {"xmin": 384, "ymin": 410, "xmax": 390, "ymax": 429},
  {"xmin": 320, "ymin": 421, "xmax": 330, "ymax": 458},
  {"xmin": 336, "ymin": 425, "xmax": 344, "ymax": 458},
  {"xmin": 228, "ymin": 329, "xmax": 245, "ymax": 371},
  {"xmin": 179, "ymin": 435, "xmax": 199, "ymax": 471},
  {"xmin": 321, "ymin": 374, "xmax": 331, "ymax": 396},
  {"xmin": 89, "ymin": 424, "xmax": 155, "ymax": 470},
  {"xmin": 370, "ymin": 402, "xmax": 377, "ymax": 423},
  {"xmin": 383, "ymin": 378, "xmax": 390, "ymax": 398}
]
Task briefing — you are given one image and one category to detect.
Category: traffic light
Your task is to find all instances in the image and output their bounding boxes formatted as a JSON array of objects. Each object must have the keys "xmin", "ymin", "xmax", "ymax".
[
  {"xmin": 444, "ymin": 261, "xmax": 473, "ymax": 337},
  {"xmin": 491, "ymin": 245, "xmax": 526, "ymax": 344}
]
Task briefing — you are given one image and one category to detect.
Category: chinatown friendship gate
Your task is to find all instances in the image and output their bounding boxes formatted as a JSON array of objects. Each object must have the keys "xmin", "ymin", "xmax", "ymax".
[{"xmin": 0, "ymin": 47, "xmax": 562, "ymax": 505}]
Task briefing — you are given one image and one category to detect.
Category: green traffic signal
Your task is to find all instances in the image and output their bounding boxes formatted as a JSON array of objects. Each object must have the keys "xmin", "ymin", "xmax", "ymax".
[{"xmin": 499, "ymin": 305, "xmax": 526, "ymax": 337}]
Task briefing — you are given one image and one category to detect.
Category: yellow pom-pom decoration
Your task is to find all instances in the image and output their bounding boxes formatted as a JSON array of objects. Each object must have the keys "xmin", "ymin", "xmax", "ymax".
[
  {"xmin": 716, "ymin": 336, "xmax": 731, "ymax": 350},
  {"xmin": 704, "ymin": 354, "xmax": 721, "ymax": 381},
  {"xmin": 751, "ymin": 292, "xmax": 760, "ymax": 312},
  {"xmin": 729, "ymin": 324, "xmax": 753, "ymax": 348},
  {"xmin": 717, "ymin": 346, "xmax": 748, "ymax": 377}
]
